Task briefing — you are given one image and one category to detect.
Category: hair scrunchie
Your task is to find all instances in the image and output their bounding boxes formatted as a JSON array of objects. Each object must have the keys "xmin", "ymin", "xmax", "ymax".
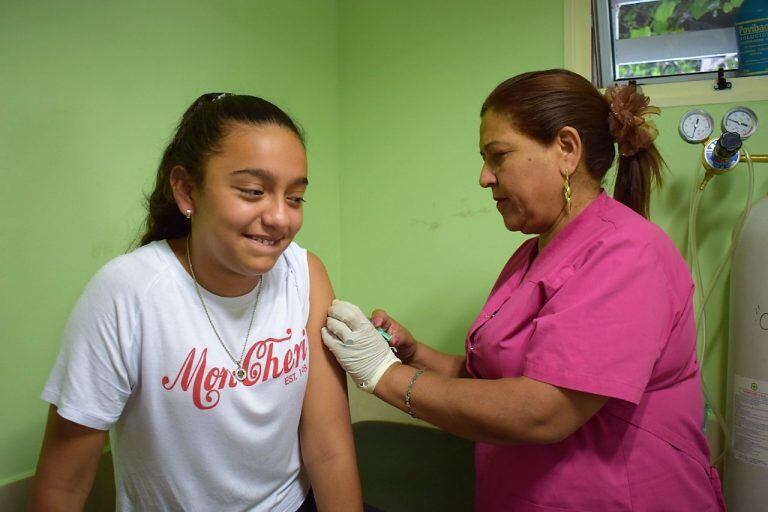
[{"xmin": 604, "ymin": 84, "xmax": 661, "ymax": 157}]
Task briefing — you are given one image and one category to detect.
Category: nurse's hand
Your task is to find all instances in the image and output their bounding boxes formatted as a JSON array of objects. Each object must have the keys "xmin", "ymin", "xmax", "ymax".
[
  {"xmin": 322, "ymin": 300, "xmax": 401, "ymax": 393},
  {"xmin": 371, "ymin": 309, "xmax": 418, "ymax": 365}
]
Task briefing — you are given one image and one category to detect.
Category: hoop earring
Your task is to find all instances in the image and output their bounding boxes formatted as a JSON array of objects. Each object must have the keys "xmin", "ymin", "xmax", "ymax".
[
  {"xmin": 184, "ymin": 209, "xmax": 193, "ymax": 219},
  {"xmin": 562, "ymin": 172, "xmax": 572, "ymax": 214}
]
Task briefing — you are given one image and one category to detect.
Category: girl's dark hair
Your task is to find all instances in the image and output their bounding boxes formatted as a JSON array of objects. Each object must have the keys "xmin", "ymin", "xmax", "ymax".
[
  {"xmin": 481, "ymin": 69, "xmax": 664, "ymax": 218},
  {"xmin": 138, "ymin": 93, "xmax": 304, "ymax": 246}
]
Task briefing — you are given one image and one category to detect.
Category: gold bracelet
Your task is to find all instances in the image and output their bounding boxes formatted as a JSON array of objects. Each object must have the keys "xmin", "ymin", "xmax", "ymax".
[{"xmin": 404, "ymin": 369, "xmax": 424, "ymax": 418}]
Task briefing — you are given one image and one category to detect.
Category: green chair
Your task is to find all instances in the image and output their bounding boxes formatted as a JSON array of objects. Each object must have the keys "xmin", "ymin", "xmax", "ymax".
[{"xmin": 353, "ymin": 421, "xmax": 474, "ymax": 511}]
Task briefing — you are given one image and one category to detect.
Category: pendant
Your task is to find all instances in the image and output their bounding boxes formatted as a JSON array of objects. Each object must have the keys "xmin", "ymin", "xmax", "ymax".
[{"xmin": 234, "ymin": 367, "xmax": 246, "ymax": 381}]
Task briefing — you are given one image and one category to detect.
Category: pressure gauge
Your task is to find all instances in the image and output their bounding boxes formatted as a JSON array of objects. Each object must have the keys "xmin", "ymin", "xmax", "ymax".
[
  {"xmin": 679, "ymin": 109, "xmax": 714, "ymax": 143},
  {"xmin": 722, "ymin": 106, "xmax": 758, "ymax": 139}
]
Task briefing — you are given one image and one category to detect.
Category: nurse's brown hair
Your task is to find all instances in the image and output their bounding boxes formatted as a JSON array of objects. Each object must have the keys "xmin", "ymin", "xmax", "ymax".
[{"xmin": 481, "ymin": 69, "xmax": 664, "ymax": 218}]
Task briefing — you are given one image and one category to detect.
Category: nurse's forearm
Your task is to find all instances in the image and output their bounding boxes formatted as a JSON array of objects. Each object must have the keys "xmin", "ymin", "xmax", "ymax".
[
  {"xmin": 373, "ymin": 365, "xmax": 600, "ymax": 445},
  {"xmin": 410, "ymin": 341, "xmax": 468, "ymax": 378}
]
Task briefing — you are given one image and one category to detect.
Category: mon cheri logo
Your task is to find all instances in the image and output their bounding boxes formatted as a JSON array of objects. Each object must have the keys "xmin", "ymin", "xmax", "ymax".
[{"xmin": 161, "ymin": 328, "xmax": 308, "ymax": 410}]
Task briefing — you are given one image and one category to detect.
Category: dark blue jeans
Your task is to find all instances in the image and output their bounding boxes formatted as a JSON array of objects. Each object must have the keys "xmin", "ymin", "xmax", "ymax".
[{"xmin": 296, "ymin": 489, "xmax": 383, "ymax": 512}]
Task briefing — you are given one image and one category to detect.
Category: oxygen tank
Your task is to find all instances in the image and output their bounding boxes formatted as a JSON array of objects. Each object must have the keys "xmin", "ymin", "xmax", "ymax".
[{"xmin": 725, "ymin": 194, "xmax": 768, "ymax": 511}]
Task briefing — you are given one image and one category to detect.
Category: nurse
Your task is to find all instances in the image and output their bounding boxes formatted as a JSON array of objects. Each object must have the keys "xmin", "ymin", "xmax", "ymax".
[{"xmin": 322, "ymin": 69, "xmax": 725, "ymax": 511}]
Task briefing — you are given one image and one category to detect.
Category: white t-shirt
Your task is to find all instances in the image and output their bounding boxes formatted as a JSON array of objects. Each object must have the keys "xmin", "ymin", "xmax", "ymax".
[{"xmin": 42, "ymin": 240, "xmax": 312, "ymax": 512}]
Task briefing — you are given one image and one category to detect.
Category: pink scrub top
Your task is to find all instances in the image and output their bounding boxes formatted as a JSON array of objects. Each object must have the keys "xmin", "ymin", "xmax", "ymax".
[{"xmin": 466, "ymin": 192, "xmax": 725, "ymax": 512}]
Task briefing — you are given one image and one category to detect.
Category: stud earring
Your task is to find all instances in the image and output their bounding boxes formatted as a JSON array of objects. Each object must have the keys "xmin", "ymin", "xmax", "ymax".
[
  {"xmin": 184, "ymin": 209, "xmax": 193, "ymax": 219},
  {"xmin": 562, "ymin": 172, "xmax": 572, "ymax": 214}
]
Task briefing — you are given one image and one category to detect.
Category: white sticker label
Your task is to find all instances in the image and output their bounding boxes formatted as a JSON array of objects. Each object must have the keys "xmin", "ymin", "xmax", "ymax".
[{"xmin": 733, "ymin": 375, "xmax": 768, "ymax": 469}]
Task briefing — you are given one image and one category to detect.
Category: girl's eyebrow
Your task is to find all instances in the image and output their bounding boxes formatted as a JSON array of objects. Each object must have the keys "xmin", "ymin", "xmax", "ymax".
[{"xmin": 231, "ymin": 168, "xmax": 308, "ymax": 186}]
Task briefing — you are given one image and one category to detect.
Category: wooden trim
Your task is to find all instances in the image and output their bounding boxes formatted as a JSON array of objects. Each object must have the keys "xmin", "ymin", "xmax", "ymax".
[{"xmin": 563, "ymin": 0, "xmax": 593, "ymax": 79}]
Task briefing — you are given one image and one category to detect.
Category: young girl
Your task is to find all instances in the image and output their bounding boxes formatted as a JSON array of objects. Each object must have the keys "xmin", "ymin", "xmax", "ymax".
[{"xmin": 29, "ymin": 93, "xmax": 363, "ymax": 511}]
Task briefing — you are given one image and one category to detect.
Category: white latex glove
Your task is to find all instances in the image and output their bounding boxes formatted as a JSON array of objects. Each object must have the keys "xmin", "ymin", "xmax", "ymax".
[{"xmin": 322, "ymin": 299, "xmax": 401, "ymax": 393}]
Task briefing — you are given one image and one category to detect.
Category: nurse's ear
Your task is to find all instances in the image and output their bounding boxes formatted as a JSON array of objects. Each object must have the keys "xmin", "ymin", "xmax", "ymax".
[{"xmin": 554, "ymin": 126, "xmax": 583, "ymax": 174}]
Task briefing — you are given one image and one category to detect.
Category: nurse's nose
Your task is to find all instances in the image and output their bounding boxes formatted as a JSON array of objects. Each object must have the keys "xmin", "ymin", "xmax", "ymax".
[{"xmin": 479, "ymin": 163, "xmax": 497, "ymax": 188}]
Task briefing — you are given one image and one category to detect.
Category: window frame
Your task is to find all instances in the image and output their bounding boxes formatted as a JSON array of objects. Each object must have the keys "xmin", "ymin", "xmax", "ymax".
[
  {"xmin": 564, "ymin": 0, "xmax": 768, "ymax": 107},
  {"xmin": 595, "ymin": 0, "xmax": 739, "ymax": 86}
]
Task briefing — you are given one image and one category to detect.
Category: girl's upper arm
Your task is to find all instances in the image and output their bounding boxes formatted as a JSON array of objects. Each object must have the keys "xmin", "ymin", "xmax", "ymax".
[
  {"xmin": 299, "ymin": 252, "xmax": 352, "ymax": 457},
  {"xmin": 28, "ymin": 405, "xmax": 108, "ymax": 511},
  {"xmin": 299, "ymin": 253, "xmax": 363, "ymax": 510}
]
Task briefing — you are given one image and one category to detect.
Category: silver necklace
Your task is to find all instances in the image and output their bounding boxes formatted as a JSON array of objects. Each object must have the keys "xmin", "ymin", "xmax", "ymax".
[{"xmin": 185, "ymin": 236, "xmax": 262, "ymax": 381}]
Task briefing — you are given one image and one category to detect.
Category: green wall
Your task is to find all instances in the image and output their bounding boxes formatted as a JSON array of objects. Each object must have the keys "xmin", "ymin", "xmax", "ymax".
[
  {"xmin": 337, "ymin": 0, "xmax": 564, "ymax": 346},
  {"xmin": 0, "ymin": 0, "xmax": 341, "ymax": 484},
  {"xmin": 2, "ymin": 0, "xmax": 767, "ymax": 488},
  {"xmin": 336, "ymin": 0, "xmax": 565, "ymax": 421}
]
